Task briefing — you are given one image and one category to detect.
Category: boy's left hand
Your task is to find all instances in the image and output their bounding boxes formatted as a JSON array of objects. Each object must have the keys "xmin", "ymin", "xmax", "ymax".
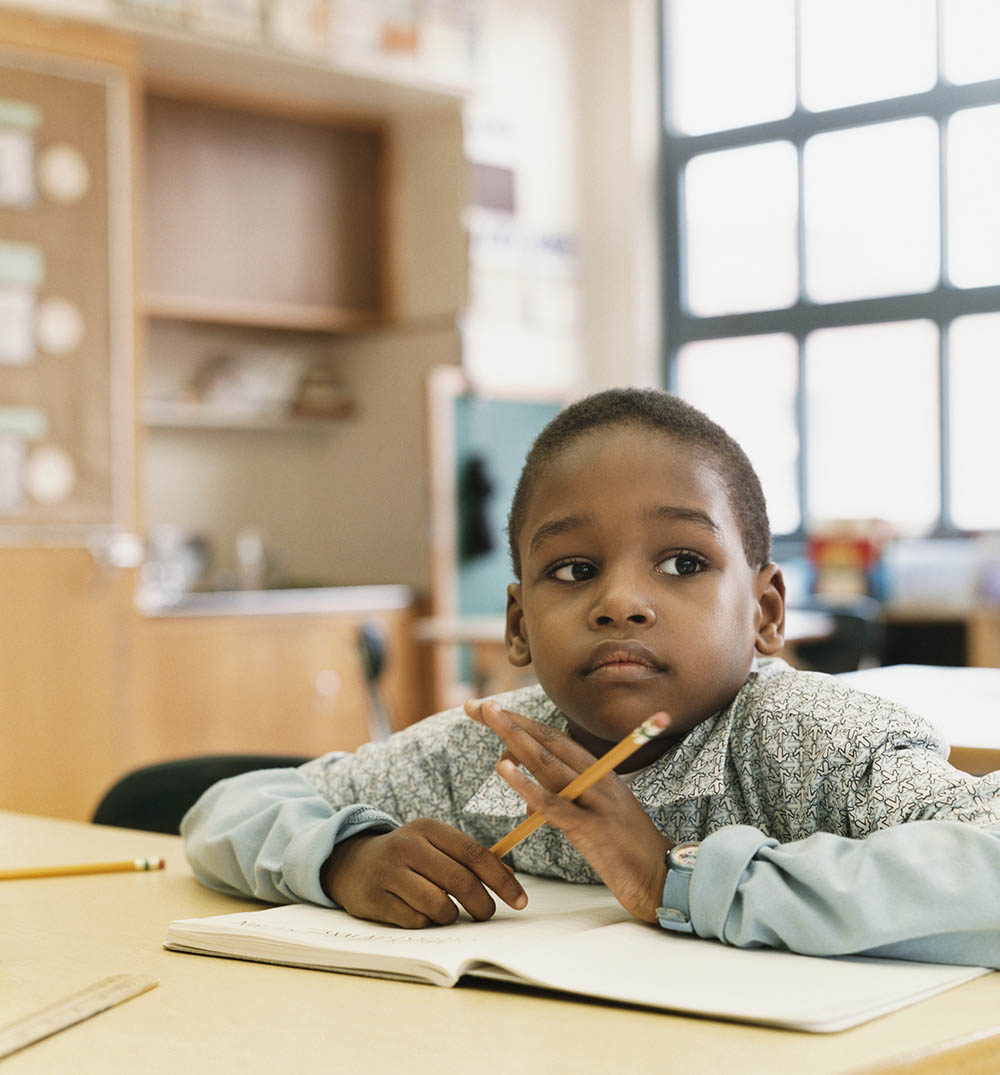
[{"xmin": 464, "ymin": 698, "xmax": 672, "ymax": 923}]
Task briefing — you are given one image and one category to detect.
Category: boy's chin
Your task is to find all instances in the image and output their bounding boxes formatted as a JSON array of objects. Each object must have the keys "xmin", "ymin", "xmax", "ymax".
[
  {"xmin": 562, "ymin": 693, "xmax": 709, "ymax": 751},
  {"xmin": 564, "ymin": 701, "xmax": 676, "ymax": 748}
]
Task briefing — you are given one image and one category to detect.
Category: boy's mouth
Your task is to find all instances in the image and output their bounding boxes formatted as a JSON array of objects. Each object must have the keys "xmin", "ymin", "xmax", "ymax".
[{"xmin": 583, "ymin": 640, "xmax": 665, "ymax": 680}]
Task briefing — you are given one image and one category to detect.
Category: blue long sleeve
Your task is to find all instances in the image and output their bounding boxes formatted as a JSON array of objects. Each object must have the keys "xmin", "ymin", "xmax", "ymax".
[
  {"xmin": 690, "ymin": 819, "xmax": 1000, "ymax": 967},
  {"xmin": 180, "ymin": 766, "xmax": 398, "ymax": 905}
]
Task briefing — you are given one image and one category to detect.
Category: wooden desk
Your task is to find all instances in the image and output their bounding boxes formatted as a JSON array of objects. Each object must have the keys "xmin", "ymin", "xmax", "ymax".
[{"xmin": 2, "ymin": 812, "xmax": 998, "ymax": 1074}]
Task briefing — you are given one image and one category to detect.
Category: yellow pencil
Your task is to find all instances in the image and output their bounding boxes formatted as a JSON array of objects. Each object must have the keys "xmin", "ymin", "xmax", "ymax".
[
  {"xmin": 490, "ymin": 712, "xmax": 670, "ymax": 859},
  {"xmin": 0, "ymin": 857, "xmax": 165, "ymax": 881}
]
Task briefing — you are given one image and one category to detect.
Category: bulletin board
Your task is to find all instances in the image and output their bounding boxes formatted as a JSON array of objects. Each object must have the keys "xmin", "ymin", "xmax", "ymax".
[
  {"xmin": 425, "ymin": 366, "xmax": 564, "ymax": 703},
  {"xmin": 452, "ymin": 389, "xmax": 561, "ymax": 615},
  {"xmin": 0, "ymin": 48, "xmax": 132, "ymax": 535}
]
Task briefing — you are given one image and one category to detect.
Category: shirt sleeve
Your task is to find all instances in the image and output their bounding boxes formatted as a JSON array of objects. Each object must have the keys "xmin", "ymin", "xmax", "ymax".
[
  {"xmin": 179, "ymin": 700, "xmax": 511, "ymax": 904},
  {"xmin": 180, "ymin": 766, "xmax": 399, "ymax": 905},
  {"xmin": 686, "ymin": 818, "xmax": 1000, "ymax": 968}
]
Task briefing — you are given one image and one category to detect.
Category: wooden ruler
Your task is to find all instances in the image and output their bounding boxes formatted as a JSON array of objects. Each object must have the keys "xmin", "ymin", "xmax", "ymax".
[{"xmin": 0, "ymin": 973, "xmax": 157, "ymax": 1059}]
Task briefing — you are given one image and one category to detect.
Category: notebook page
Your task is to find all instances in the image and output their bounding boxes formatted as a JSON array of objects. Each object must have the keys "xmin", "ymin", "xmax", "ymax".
[
  {"xmin": 472, "ymin": 919, "xmax": 990, "ymax": 1032},
  {"xmin": 165, "ymin": 876, "xmax": 627, "ymax": 986}
]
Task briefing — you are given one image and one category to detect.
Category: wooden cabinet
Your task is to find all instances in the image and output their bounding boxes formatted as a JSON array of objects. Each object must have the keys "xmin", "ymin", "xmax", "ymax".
[
  {"xmin": 0, "ymin": 548, "xmax": 137, "ymax": 820},
  {"xmin": 139, "ymin": 85, "xmax": 389, "ymax": 435},
  {"xmin": 0, "ymin": 8, "xmax": 462, "ymax": 820},
  {"xmin": 135, "ymin": 40, "xmax": 466, "ymax": 589},
  {"xmin": 143, "ymin": 88, "xmax": 388, "ymax": 333},
  {"xmin": 0, "ymin": 13, "xmax": 142, "ymax": 821},
  {"xmin": 130, "ymin": 598, "xmax": 423, "ymax": 766}
]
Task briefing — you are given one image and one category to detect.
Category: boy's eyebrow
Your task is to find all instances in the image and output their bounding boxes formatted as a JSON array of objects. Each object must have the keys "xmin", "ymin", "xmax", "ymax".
[
  {"xmin": 527, "ymin": 505, "xmax": 721, "ymax": 557},
  {"xmin": 528, "ymin": 513, "xmax": 594, "ymax": 555},
  {"xmin": 642, "ymin": 504, "xmax": 722, "ymax": 536}
]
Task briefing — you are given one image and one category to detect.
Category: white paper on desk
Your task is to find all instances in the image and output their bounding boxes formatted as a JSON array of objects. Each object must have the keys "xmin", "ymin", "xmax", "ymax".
[{"xmin": 165, "ymin": 875, "xmax": 990, "ymax": 1033}]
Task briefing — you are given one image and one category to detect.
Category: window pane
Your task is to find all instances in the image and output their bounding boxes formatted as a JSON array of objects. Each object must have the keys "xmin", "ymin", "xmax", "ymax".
[
  {"xmin": 684, "ymin": 142, "xmax": 798, "ymax": 316},
  {"xmin": 942, "ymin": 0, "xmax": 1000, "ymax": 84},
  {"xmin": 805, "ymin": 321, "xmax": 939, "ymax": 531},
  {"xmin": 800, "ymin": 0, "xmax": 937, "ymax": 112},
  {"xmin": 949, "ymin": 314, "xmax": 1000, "ymax": 529},
  {"xmin": 804, "ymin": 119, "xmax": 939, "ymax": 302},
  {"xmin": 947, "ymin": 105, "xmax": 1000, "ymax": 288},
  {"xmin": 675, "ymin": 334, "xmax": 800, "ymax": 534},
  {"xmin": 666, "ymin": 0, "xmax": 795, "ymax": 135}
]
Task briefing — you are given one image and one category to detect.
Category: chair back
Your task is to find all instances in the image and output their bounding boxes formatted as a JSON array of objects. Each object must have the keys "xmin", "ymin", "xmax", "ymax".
[
  {"xmin": 92, "ymin": 754, "xmax": 311, "ymax": 835},
  {"xmin": 791, "ymin": 596, "xmax": 885, "ymax": 674}
]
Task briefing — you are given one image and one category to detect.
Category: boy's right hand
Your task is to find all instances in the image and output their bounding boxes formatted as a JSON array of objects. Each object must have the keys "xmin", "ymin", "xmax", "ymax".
[{"xmin": 320, "ymin": 819, "xmax": 528, "ymax": 928}]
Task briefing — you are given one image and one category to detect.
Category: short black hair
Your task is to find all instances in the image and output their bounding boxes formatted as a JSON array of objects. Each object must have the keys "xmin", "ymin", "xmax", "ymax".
[{"xmin": 507, "ymin": 387, "xmax": 771, "ymax": 578}]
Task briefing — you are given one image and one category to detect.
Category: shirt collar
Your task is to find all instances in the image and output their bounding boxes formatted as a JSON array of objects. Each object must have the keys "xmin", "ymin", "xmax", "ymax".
[
  {"xmin": 460, "ymin": 666, "xmax": 764, "ymax": 818},
  {"xmin": 633, "ymin": 659, "xmax": 771, "ymax": 808}
]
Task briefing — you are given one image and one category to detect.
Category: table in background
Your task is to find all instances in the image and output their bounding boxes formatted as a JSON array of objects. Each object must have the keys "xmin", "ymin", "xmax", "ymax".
[
  {"xmin": 415, "ymin": 609, "xmax": 836, "ymax": 710},
  {"xmin": 882, "ymin": 605, "xmax": 1000, "ymax": 668},
  {"xmin": 841, "ymin": 664, "xmax": 1000, "ymax": 775},
  {"xmin": 2, "ymin": 811, "xmax": 998, "ymax": 1074}
]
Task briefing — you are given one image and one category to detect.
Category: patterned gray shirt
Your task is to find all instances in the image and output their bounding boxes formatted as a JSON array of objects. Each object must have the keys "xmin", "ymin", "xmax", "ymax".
[{"xmin": 300, "ymin": 657, "xmax": 1000, "ymax": 885}]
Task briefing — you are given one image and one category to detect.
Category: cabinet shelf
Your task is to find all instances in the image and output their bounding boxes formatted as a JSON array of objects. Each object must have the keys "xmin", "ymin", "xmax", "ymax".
[
  {"xmin": 143, "ymin": 400, "xmax": 349, "ymax": 432},
  {"xmin": 144, "ymin": 293, "xmax": 385, "ymax": 334}
]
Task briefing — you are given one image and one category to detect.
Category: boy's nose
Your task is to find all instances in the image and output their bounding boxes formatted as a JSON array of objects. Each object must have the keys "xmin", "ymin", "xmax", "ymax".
[{"xmin": 587, "ymin": 571, "xmax": 657, "ymax": 629}]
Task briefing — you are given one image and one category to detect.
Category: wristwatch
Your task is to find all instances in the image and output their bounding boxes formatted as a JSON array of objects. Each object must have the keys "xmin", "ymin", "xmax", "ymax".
[{"xmin": 655, "ymin": 841, "xmax": 700, "ymax": 933}]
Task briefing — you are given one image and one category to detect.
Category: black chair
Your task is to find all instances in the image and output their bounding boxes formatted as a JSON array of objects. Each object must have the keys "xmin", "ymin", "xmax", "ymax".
[
  {"xmin": 790, "ymin": 596, "xmax": 885, "ymax": 675},
  {"xmin": 91, "ymin": 753, "xmax": 311, "ymax": 835},
  {"xmin": 358, "ymin": 621, "xmax": 393, "ymax": 741}
]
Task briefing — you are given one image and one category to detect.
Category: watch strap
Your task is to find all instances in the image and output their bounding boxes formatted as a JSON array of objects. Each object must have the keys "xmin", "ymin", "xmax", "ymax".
[{"xmin": 656, "ymin": 855, "xmax": 695, "ymax": 933}]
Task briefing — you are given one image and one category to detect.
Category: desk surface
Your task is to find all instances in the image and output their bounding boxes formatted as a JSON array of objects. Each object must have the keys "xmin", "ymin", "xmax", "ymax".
[{"xmin": 1, "ymin": 811, "xmax": 998, "ymax": 1075}]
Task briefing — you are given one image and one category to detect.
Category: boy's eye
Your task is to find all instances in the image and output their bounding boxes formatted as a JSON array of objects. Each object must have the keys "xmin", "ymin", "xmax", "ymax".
[
  {"xmin": 657, "ymin": 551, "xmax": 706, "ymax": 577},
  {"xmin": 551, "ymin": 560, "xmax": 598, "ymax": 582}
]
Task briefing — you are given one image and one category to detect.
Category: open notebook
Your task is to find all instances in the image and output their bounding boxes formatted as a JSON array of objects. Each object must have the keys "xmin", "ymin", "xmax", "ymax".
[{"xmin": 165, "ymin": 875, "xmax": 989, "ymax": 1033}]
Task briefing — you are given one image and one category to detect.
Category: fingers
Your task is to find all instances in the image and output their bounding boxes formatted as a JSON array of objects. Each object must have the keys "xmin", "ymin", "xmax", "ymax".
[
  {"xmin": 423, "ymin": 821, "xmax": 527, "ymax": 913},
  {"xmin": 340, "ymin": 821, "xmax": 528, "ymax": 929},
  {"xmin": 471, "ymin": 698, "xmax": 599, "ymax": 794},
  {"xmin": 496, "ymin": 757, "xmax": 582, "ymax": 827}
]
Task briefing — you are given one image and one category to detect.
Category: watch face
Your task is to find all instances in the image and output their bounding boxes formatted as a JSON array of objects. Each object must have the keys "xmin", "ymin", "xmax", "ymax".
[{"xmin": 671, "ymin": 843, "xmax": 699, "ymax": 869}]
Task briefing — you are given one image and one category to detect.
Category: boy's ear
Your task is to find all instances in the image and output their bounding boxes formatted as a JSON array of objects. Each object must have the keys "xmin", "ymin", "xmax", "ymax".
[
  {"xmin": 754, "ymin": 563, "xmax": 786, "ymax": 656},
  {"xmin": 505, "ymin": 582, "xmax": 532, "ymax": 667}
]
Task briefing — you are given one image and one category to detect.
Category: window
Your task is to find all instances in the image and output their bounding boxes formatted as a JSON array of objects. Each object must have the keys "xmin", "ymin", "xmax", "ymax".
[{"xmin": 662, "ymin": 0, "xmax": 1000, "ymax": 537}]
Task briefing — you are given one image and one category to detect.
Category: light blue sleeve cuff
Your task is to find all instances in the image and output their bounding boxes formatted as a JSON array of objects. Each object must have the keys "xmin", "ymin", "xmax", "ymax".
[
  {"xmin": 281, "ymin": 804, "xmax": 400, "ymax": 906},
  {"xmin": 688, "ymin": 825, "xmax": 776, "ymax": 940},
  {"xmin": 181, "ymin": 767, "xmax": 399, "ymax": 906}
]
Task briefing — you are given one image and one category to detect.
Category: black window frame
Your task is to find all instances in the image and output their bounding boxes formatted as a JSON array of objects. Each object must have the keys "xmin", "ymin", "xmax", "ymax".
[{"xmin": 658, "ymin": 0, "xmax": 1000, "ymax": 541}]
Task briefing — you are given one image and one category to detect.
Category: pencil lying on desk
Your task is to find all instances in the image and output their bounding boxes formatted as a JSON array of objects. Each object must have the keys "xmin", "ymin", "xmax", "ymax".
[
  {"xmin": 490, "ymin": 712, "xmax": 670, "ymax": 859},
  {"xmin": 0, "ymin": 857, "xmax": 165, "ymax": 881}
]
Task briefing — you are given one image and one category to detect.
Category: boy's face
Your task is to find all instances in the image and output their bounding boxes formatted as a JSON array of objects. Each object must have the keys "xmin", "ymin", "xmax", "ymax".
[{"xmin": 506, "ymin": 426, "xmax": 785, "ymax": 767}]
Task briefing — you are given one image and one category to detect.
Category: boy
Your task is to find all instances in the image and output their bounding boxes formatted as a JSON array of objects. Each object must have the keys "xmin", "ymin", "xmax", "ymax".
[{"xmin": 183, "ymin": 388, "xmax": 1000, "ymax": 966}]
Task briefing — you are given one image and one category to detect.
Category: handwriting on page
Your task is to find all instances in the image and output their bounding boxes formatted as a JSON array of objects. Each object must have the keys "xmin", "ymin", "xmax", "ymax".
[{"xmin": 232, "ymin": 906, "xmax": 625, "ymax": 948}]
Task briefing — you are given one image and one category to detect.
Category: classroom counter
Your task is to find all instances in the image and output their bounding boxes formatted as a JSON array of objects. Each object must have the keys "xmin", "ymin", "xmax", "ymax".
[{"xmin": 137, "ymin": 583, "xmax": 414, "ymax": 618}]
